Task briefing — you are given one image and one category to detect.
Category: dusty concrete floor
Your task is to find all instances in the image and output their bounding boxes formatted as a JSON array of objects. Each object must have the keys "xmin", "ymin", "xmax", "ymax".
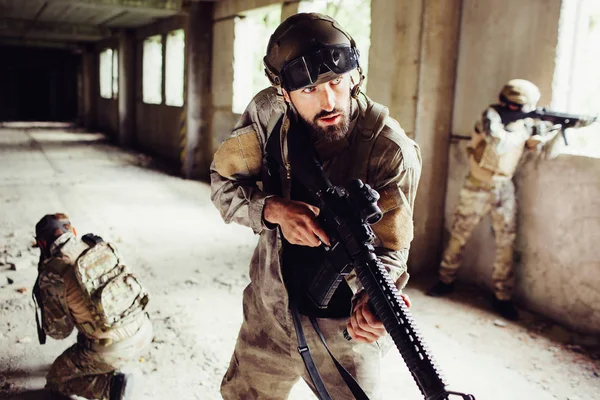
[{"xmin": 0, "ymin": 124, "xmax": 598, "ymax": 400}]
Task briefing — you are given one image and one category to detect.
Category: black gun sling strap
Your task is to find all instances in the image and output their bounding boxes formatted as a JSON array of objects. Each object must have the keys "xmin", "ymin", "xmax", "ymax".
[
  {"xmin": 280, "ymin": 96, "xmax": 388, "ymax": 400},
  {"xmin": 290, "ymin": 303, "xmax": 371, "ymax": 400}
]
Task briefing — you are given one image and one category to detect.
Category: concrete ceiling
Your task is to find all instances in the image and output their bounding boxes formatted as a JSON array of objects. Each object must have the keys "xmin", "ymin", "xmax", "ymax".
[{"xmin": 0, "ymin": 0, "xmax": 215, "ymax": 47}]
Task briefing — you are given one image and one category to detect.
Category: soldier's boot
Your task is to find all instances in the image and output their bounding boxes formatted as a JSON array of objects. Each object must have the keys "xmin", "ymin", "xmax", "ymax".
[
  {"xmin": 109, "ymin": 372, "xmax": 134, "ymax": 400},
  {"xmin": 492, "ymin": 298, "xmax": 519, "ymax": 321},
  {"xmin": 426, "ymin": 281, "xmax": 455, "ymax": 297}
]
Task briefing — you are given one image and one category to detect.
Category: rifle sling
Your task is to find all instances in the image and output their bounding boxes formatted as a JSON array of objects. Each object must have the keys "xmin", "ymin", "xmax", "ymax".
[
  {"xmin": 32, "ymin": 277, "xmax": 47, "ymax": 345},
  {"xmin": 290, "ymin": 301, "xmax": 371, "ymax": 400}
]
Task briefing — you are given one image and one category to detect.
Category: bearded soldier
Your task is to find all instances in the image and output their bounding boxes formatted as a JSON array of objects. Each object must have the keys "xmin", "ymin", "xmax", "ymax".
[
  {"xmin": 33, "ymin": 213, "xmax": 152, "ymax": 400},
  {"xmin": 211, "ymin": 13, "xmax": 421, "ymax": 399}
]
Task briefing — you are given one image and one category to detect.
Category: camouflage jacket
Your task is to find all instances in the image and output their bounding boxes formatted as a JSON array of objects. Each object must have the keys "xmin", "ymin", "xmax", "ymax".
[
  {"xmin": 468, "ymin": 105, "xmax": 595, "ymax": 184},
  {"xmin": 37, "ymin": 232, "xmax": 87, "ymax": 340},
  {"xmin": 210, "ymin": 87, "xmax": 421, "ymax": 325}
]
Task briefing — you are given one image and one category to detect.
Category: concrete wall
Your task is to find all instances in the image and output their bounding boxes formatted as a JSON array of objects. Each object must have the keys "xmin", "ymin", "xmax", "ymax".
[{"xmin": 516, "ymin": 153, "xmax": 600, "ymax": 333}]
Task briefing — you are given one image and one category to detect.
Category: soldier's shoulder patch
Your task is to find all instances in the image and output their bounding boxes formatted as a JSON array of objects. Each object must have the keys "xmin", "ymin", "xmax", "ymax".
[{"xmin": 214, "ymin": 125, "xmax": 263, "ymax": 180}]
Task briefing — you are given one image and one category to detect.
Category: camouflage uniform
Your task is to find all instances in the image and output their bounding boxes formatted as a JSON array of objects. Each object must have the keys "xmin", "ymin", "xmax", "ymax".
[
  {"xmin": 439, "ymin": 106, "xmax": 589, "ymax": 300},
  {"xmin": 439, "ymin": 175, "xmax": 518, "ymax": 300},
  {"xmin": 38, "ymin": 232, "xmax": 152, "ymax": 400},
  {"xmin": 211, "ymin": 87, "xmax": 421, "ymax": 399}
]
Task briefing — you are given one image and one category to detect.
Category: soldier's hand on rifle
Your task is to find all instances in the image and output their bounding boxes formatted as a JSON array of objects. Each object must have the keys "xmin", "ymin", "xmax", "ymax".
[
  {"xmin": 347, "ymin": 291, "xmax": 412, "ymax": 343},
  {"xmin": 264, "ymin": 197, "xmax": 331, "ymax": 247}
]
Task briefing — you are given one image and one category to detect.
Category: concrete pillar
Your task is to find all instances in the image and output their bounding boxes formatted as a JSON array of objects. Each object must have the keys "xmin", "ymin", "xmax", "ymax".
[
  {"xmin": 367, "ymin": 0, "xmax": 424, "ymax": 138},
  {"xmin": 368, "ymin": 0, "xmax": 462, "ymax": 274},
  {"xmin": 118, "ymin": 30, "xmax": 135, "ymax": 147},
  {"xmin": 281, "ymin": 1, "xmax": 300, "ymax": 20},
  {"xmin": 411, "ymin": 0, "xmax": 462, "ymax": 273},
  {"xmin": 77, "ymin": 62, "xmax": 84, "ymax": 126},
  {"xmin": 82, "ymin": 47, "xmax": 97, "ymax": 130},
  {"xmin": 184, "ymin": 1, "xmax": 214, "ymax": 180},
  {"xmin": 210, "ymin": 16, "xmax": 238, "ymax": 157}
]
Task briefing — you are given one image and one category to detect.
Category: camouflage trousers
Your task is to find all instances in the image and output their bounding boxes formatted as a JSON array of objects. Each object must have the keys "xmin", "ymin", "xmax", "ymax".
[
  {"xmin": 439, "ymin": 175, "xmax": 517, "ymax": 300},
  {"xmin": 221, "ymin": 285, "xmax": 389, "ymax": 400},
  {"xmin": 46, "ymin": 315, "xmax": 153, "ymax": 400}
]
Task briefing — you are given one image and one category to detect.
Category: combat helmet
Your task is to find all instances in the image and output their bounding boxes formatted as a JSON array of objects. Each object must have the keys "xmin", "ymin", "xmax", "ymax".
[
  {"xmin": 499, "ymin": 79, "xmax": 541, "ymax": 107},
  {"xmin": 264, "ymin": 13, "xmax": 362, "ymax": 95}
]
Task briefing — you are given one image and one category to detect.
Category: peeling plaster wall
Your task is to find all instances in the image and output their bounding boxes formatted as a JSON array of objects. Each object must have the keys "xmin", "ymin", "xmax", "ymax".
[
  {"xmin": 515, "ymin": 153, "xmax": 600, "ymax": 333},
  {"xmin": 447, "ymin": 0, "xmax": 600, "ymax": 333}
]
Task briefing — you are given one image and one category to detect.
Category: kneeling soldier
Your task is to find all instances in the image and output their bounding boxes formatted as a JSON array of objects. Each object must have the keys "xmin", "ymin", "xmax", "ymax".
[{"xmin": 33, "ymin": 213, "xmax": 152, "ymax": 400}]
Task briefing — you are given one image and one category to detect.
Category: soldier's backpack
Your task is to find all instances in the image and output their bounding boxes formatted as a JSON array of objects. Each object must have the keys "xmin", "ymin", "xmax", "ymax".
[{"xmin": 75, "ymin": 234, "xmax": 149, "ymax": 333}]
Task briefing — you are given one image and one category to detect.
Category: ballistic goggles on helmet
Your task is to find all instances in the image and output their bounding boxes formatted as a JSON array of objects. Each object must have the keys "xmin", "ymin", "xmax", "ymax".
[{"xmin": 280, "ymin": 44, "xmax": 359, "ymax": 92}]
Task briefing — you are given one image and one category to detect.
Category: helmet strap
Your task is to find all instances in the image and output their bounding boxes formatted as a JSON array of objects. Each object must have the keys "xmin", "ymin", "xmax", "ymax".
[{"xmin": 263, "ymin": 56, "xmax": 281, "ymax": 87}]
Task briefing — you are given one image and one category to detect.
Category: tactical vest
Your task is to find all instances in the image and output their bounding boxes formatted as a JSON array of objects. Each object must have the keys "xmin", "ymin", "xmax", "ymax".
[
  {"xmin": 263, "ymin": 93, "xmax": 391, "ymax": 318},
  {"xmin": 467, "ymin": 105, "xmax": 529, "ymax": 182}
]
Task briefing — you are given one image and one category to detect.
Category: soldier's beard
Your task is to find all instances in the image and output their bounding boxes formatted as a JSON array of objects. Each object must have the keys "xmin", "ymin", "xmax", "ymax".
[{"xmin": 298, "ymin": 98, "xmax": 352, "ymax": 143}]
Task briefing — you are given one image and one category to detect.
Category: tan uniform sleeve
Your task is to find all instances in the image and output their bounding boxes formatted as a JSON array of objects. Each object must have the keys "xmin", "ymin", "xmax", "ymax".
[
  {"xmin": 210, "ymin": 88, "xmax": 285, "ymax": 234},
  {"xmin": 345, "ymin": 131, "xmax": 422, "ymax": 294},
  {"xmin": 38, "ymin": 262, "xmax": 75, "ymax": 340}
]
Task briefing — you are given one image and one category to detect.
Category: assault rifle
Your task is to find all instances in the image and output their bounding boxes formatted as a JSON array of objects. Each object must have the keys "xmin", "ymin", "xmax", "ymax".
[
  {"xmin": 493, "ymin": 106, "xmax": 597, "ymax": 145},
  {"xmin": 285, "ymin": 124, "xmax": 475, "ymax": 400}
]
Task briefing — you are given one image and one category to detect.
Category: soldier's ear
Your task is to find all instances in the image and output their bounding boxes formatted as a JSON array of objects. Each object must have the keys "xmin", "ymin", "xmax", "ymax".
[{"xmin": 282, "ymin": 89, "xmax": 291, "ymax": 103}]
